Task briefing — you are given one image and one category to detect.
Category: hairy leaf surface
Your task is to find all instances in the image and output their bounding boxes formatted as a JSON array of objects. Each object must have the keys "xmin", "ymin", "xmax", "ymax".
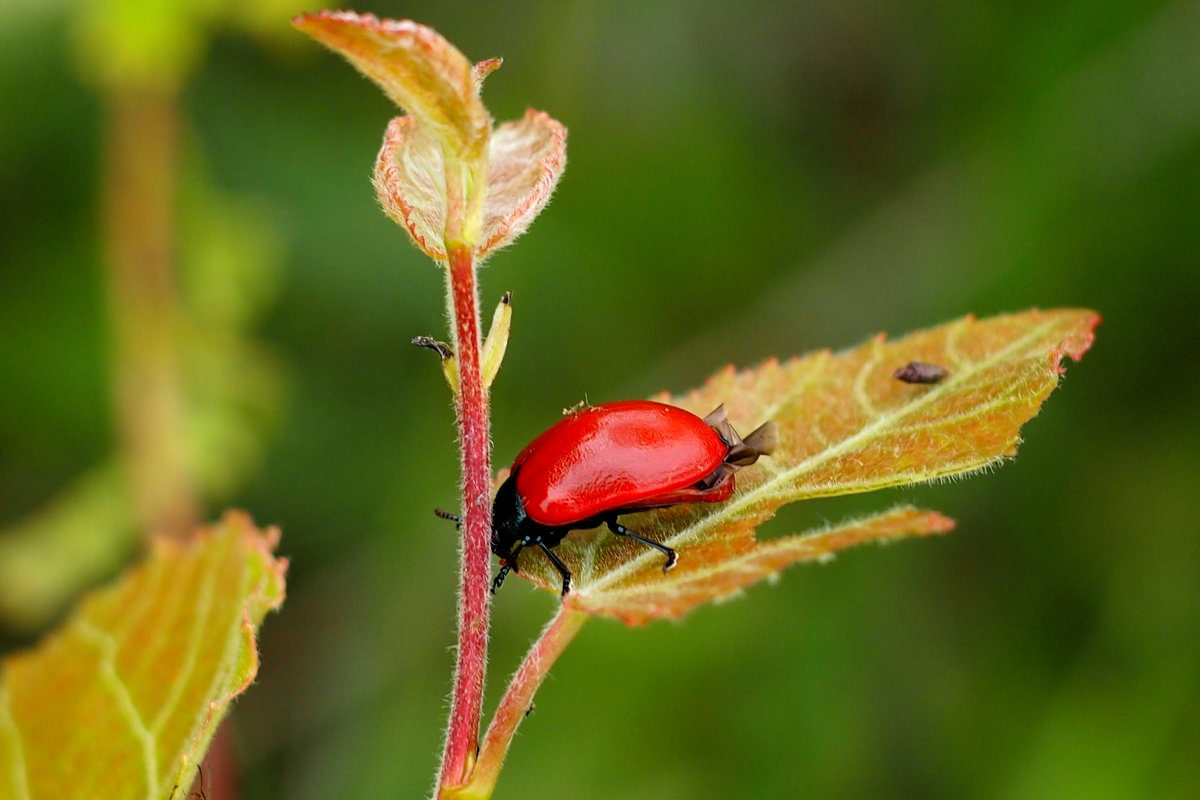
[{"xmin": 508, "ymin": 309, "xmax": 1099, "ymax": 624}]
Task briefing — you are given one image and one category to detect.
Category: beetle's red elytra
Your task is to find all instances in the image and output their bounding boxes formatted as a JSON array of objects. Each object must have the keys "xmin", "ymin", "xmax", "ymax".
[{"xmin": 491, "ymin": 400, "xmax": 776, "ymax": 596}]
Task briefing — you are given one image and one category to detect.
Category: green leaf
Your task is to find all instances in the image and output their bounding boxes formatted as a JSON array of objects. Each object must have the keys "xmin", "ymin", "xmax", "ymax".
[{"xmin": 0, "ymin": 511, "xmax": 287, "ymax": 799}]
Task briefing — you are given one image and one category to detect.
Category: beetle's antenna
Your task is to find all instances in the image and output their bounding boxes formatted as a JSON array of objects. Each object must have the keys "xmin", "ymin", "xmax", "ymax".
[
  {"xmin": 491, "ymin": 563, "xmax": 511, "ymax": 593},
  {"xmin": 434, "ymin": 507, "xmax": 462, "ymax": 525}
]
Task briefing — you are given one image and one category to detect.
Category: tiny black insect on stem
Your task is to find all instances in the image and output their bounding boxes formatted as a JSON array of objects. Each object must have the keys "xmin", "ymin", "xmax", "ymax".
[{"xmin": 894, "ymin": 361, "xmax": 949, "ymax": 384}]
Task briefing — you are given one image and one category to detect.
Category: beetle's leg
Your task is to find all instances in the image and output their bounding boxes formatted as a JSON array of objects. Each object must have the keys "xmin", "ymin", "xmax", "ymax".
[
  {"xmin": 491, "ymin": 564, "xmax": 511, "ymax": 594},
  {"xmin": 492, "ymin": 543, "xmax": 524, "ymax": 594},
  {"xmin": 606, "ymin": 519, "xmax": 678, "ymax": 573},
  {"xmin": 536, "ymin": 541, "xmax": 573, "ymax": 596},
  {"xmin": 433, "ymin": 508, "xmax": 461, "ymax": 527}
]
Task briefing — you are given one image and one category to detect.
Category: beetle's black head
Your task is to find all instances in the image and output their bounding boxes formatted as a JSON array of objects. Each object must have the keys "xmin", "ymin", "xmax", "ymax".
[{"xmin": 491, "ymin": 473, "xmax": 531, "ymax": 559}]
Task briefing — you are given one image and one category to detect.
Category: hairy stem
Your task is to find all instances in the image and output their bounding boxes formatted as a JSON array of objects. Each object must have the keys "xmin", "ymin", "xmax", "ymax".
[
  {"xmin": 466, "ymin": 607, "xmax": 588, "ymax": 798},
  {"xmin": 438, "ymin": 241, "xmax": 494, "ymax": 790}
]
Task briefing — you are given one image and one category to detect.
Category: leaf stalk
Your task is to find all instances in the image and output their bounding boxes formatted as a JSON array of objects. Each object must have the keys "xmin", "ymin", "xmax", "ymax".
[{"xmin": 449, "ymin": 607, "xmax": 589, "ymax": 800}]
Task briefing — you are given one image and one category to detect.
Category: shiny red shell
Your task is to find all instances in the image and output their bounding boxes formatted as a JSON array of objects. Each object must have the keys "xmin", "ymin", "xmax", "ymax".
[{"xmin": 511, "ymin": 400, "xmax": 733, "ymax": 527}]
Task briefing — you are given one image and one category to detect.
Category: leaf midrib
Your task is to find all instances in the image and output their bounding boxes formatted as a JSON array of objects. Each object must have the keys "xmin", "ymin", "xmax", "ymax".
[{"xmin": 582, "ymin": 315, "xmax": 1061, "ymax": 593}]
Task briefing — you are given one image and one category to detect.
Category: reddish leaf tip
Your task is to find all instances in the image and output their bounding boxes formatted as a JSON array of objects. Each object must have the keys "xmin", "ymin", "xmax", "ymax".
[
  {"xmin": 1049, "ymin": 310, "xmax": 1101, "ymax": 373},
  {"xmin": 474, "ymin": 57, "xmax": 504, "ymax": 86}
]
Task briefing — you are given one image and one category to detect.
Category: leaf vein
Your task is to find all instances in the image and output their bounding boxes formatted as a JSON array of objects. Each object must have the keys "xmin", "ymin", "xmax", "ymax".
[
  {"xmin": 169, "ymin": 535, "xmax": 262, "ymax": 794},
  {"xmin": 151, "ymin": 539, "xmax": 221, "ymax": 736},
  {"xmin": 588, "ymin": 315, "xmax": 1062, "ymax": 591},
  {"xmin": 756, "ymin": 352, "xmax": 829, "ymax": 426},
  {"xmin": 853, "ymin": 338, "xmax": 884, "ymax": 419},
  {"xmin": 882, "ymin": 393, "xmax": 1025, "ymax": 437},
  {"xmin": 76, "ymin": 618, "xmax": 157, "ymax": 799},
  {"xmin": 944, "ymin": 315, "xmax": 971, "ymax": 368},
  {"xmin": 152, "ymin": 539, "xmax": 240, "ymax": 800}
]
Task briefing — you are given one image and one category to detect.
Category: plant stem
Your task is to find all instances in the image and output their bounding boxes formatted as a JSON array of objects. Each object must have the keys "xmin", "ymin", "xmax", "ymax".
[
  {"xmin": 438, "ymin": 241, "xmax": 494, "ymax": 790},
  {"xmin": 103, "ymin": 85, "xmax": 198, "ymax": 540},
  {"xmin": 465, "ymin": 607, "xmax": 588, "ymax": 798}
]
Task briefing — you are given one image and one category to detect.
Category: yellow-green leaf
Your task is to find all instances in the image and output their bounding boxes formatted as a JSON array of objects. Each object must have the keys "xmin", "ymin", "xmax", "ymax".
[
  {"xmin": 0, "ymin": 511, "xmax": 287, "ymax": 799},
  {"xmin": 509, "ymin": 309, "xmax": 1099, "ymax": 624},
  {"xmin": 293, "ymin": 12, "xmax": 490, "ymax": 161}
]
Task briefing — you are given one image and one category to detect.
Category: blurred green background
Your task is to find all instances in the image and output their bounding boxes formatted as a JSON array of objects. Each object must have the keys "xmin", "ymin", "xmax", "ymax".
[{"xmin": 2, "ymin": 0, "xmax": 1198, "ymax": 798}]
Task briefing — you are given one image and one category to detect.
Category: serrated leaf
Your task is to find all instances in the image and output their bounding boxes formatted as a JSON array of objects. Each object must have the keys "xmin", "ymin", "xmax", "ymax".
[
  {"xmin": 0, "ymin": 511, "xmax": 287, "ymax": 799},
  {"xmin": 510, "ymin": 309, "xmax": 1098, "ymax": 624}
]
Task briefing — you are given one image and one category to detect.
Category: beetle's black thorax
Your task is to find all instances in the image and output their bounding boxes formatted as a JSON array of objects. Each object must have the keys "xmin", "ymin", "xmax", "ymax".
[
  {"xmin": 490, "ymin": 474, "xmax": 524, "ymax": 557},
  {"xmin": 492, "ymin": 472, "xmax": 577, "ymax": 560},
  {"xmin": 489, "ymin": 473, "xmax": 548, "ymax": 557}
]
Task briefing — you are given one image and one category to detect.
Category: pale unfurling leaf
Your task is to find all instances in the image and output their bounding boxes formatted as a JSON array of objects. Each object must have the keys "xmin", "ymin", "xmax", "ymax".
[
  {"xmin": 374, "ymin": 116, "xmax": 447, "ymax": 260},
  {"xmin": 478, "ymin": 110, "xmax": 567, "ymax": 257}
]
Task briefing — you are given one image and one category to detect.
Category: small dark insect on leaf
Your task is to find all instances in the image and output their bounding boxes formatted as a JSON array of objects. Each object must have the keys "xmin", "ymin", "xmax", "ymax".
[{"xmin": 894, "ymin": 361, "xmax": 949, "ymax": 384}]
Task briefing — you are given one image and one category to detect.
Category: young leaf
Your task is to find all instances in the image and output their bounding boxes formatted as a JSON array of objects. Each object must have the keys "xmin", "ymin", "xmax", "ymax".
[
  {"xmin": 477, "ymin": 109, "xmax": 568, "ymax": 257},
  {"xmin": 508, "ymin": 308, "xmax": 1099, "ymax": 624},
  {"xmin": 294, "ymin": 12, "xmax": 567, "ymax": 261},
  {"xmin": 374, "ymin": 115, "xmax": 447, "ymax": 260},
  {"xmin": 0, "ymin": 511, "xmax": 287, "ymax": 799},
  {"xmin": 293, "ymin": 12, "xmax": 490, "ymax": 160},
  {"xmin": 374, "ymin": 109, "xmax": 567, "ymax": 261}
]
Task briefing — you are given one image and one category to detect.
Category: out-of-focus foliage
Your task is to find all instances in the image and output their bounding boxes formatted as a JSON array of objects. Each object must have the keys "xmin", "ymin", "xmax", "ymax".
[
  {"xmin": 0, "ymin": 0, "xmax": 286, "ymax": 632},
  {"xmin": 1, "ymin": 1, "xmax": 1196, "ymax": 799},
  {"xmin": 0, "ymin": 511, "xmax": 286, "ymax": 799}
]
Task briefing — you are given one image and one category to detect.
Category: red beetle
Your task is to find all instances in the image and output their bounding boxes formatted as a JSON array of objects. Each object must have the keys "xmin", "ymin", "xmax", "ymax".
[{"xmin": 491, "ymin": 400, "xmax": 776, "ymax": 595}]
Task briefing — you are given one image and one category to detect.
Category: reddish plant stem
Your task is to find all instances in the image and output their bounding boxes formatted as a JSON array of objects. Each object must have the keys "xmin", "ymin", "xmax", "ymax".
[
  {"xmin": 467, "ymin": 607, "xmax": 587, "ymax": 797},
  {"xmin": 438, "ymin": 241, "xmax": 494, "ymax": 789}
]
